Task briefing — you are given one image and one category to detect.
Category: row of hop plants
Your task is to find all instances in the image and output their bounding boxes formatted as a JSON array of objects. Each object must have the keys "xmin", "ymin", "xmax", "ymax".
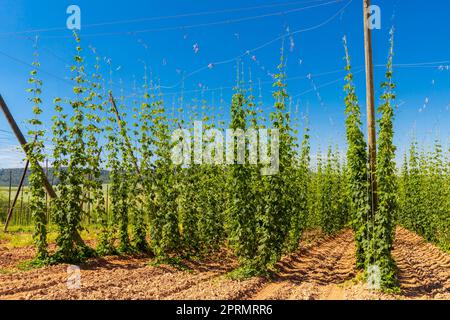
[
  {"xmin": 24, "ymin": 32, "xmax": 351, "ymax": 271},
  {"xmin": 342, "ymin": 28, "xmax": 447, "ymax": 290},
  {"xmin": 342, "ymin": 28, "xmax": 400, "ymax": 291},
  {"xmin": 0, "ymin": 184, "xmax": 36, "ymax": 226},
  {"xmin": 398, "ymin": 140, "xmax": 450, "ymax": 251}
]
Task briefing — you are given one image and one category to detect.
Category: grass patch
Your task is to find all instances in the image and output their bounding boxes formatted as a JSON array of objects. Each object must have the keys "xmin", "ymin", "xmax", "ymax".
[
  {"xmin": 0, "ymin": 225, "xmax": 99, "ymax": 249},
  {"xmin": 0, "ymin": 230, "xmax": 58, "ymax": 249},
  {"xmin": 0, "ymin": 231, "xmax": 33, "ymax": 248},
  {"xmin": 227, "ymin": 265, "xmax": 273, "ymax": 281},
  {"xmin": 16, "ymin": 259, "xmax": 48, "ymax": 271},
  {"xmin": 0, "ymin": 268, "xmax": 15, "ymax": 275}
]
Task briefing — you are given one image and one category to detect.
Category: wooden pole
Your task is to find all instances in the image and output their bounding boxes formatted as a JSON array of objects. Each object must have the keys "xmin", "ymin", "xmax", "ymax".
[
  {"xmin": 106, "ymin": 184, "xmax": 109, "ymax": 218},
  {"xmin": 4, "ymin": 161, "xmax": 29, "ymax": 231},
  {"xmin": 20, "ymin": 186, "xmax": 24, "ymax": 224},
  {"xmin": 88, "ymin": 174, "xmax": 91, "ymax": 224},
  {"xmin": 45, "ymin": 158, "xmax": 49, "ymax": 223},
  {"xmin": 363, "ymin": 0, "xmax": 378, "ymax": 211},
  {"xmin": 0, "ymin": 94, "xmax": 57, "ymax": 199},
  {"xmin": 109, "ymin": 91, "xmax": 141, "ymax": 176},
  {"xmin": 7, "ymin": 170, "xmax": 12, "ymax": 215}
]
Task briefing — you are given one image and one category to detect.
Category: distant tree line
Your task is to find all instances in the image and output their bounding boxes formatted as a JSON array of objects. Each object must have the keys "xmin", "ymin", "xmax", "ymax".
[{"xmin": 0, "ymin": 168, "xmax": 110, "ymax": 187}]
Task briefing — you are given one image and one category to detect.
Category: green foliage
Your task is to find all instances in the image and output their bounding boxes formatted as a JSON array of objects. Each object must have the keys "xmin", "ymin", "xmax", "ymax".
[
  {"xmin": 50, "ymin": 32, "xmax": 95, "ymax": 263},
  {"xmin": 26, "ymin": 40, "xmax": 48, "ymax": 262},
  {"xmin": 195, "ymin": 151, "xmax": 227, "ymax": 253},
  {"xmin": 85, "ymin": 54, "xmax": 107, "ymax": 243},
  {"xmin": 285, "ymin": 122, "xmax": 310, "ymax": 251},
  {"xmin": 398, "ymin": 141, "xmax": 450, "ymax": 251},
  {"xmin": 147, "ymin": 85, "xmax": 181, "ymax": 260},
  {"xmin": 103, "ymin": 93, "xmax": 130, "ymax": 254},
  {"xmin": 342, "ymin": 36, "xmax": 371, "ymax": 269},
  {"xmin": 308, "ymin": 147, "xmax": 349, "ymax": 236},
  {"xmin": 226, "ymin": 88, "xmax": 260, "ymax": 270},
  {"xmin": 257, "ymin": 47, "xmax": 300, "ymax": 268},
  {"xmin": 319, "ymin": 147, "xmax": 348, "ymax": 235},
  {"xmin": 177, "ymin": 165, "xmax": 202, "ymax": 255},
  {"xmin": 369, "ymin": 29, "xmax": 399, "ymax": 290}
]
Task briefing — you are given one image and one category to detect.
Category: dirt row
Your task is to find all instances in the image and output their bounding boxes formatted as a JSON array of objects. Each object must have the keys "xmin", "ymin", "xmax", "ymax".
[{"xmin": 0, "ymin": 227, "xmax": 448, "ymax": 300}]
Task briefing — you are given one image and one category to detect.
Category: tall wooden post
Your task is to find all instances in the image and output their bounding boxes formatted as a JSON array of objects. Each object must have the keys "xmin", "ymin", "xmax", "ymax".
[
  {"xmin": 45, "ymin": 158, "xmax": 49, "ymax": 223},
  {"xmin": 109, "ymin": 92, "xmax": 141, "ymax": 177},
  {"xmin": 4, "ymin": 161, "xmax": 29, "ymax": 231},
  {"xmin": 20, "ymin": 186, "xmax": 24, "ymax": 224},
  {"xmin": 0, "ymin": 94, "xmax": 57, "ymax": 199},
  {"xmin": 106, "ymin": 184, "xmax": 109, "ymax": 218},
  {"xmin": 7, "ymin": 171, "xmax": 12, "ymax": 215},
  {"xmin": 363, "ymin": 0, "xmax": 378, "ymax": 211}
]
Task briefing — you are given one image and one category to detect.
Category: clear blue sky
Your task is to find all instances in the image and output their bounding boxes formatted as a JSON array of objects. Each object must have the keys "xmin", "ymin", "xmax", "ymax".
[{"xmin": 0, "ymin": 0, "xmax": 449, "ymax": 168}]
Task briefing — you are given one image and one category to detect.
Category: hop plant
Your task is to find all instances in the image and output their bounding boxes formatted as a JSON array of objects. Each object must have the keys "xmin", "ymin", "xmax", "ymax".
[
  {"xmin": 342, "ymin": 36, "xmax": 371, "ymax": 270},
  {"xmin": 51, "ymin": 31, "xmax": 95, "ymax": 263},
  {"xmin": 369, "ymin": 28, "xmax": 399, "ymax": 290},
  {"xmin": 26, "ymin": 39, "xmax": 49, "ymax": 263}
]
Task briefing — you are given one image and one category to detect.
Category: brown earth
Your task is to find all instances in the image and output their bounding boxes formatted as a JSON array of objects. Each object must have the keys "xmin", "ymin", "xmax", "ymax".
[{"xmin": 0, "ymin": 227, "xmax": 448, "ymax": 300}]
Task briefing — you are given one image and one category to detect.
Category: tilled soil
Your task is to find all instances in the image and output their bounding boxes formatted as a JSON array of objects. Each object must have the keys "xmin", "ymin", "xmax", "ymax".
[{"xmin": 0, "ymin": 227, "xmax": 448, "ymax": 300}]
